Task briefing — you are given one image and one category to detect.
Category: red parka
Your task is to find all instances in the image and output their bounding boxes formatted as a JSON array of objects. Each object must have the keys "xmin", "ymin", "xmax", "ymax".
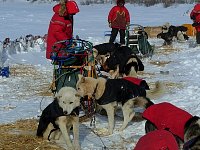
[
  {"xmin": 190, "ymin": 3, "xmax": 200, "ymax": 32},
  {"xmin": 134, "ymin": 129, "xmax": 179, "ymax": 150},
  {"xmin": 46, "ymin": 4, "xmax": 73, "ymax": 59},
  {"xmin": 142, "ymin": 102, "xmax": 193, "ymax": 140},
  {"xmin": 108, "ymin": 5, "xmax": 130, "ymax": 30}
]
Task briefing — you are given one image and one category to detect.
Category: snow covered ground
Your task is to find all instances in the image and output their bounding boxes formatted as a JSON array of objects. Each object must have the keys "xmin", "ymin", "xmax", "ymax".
[{"xmin": 0, "ymin": 1, "xmax": 200, "ymax": 149}]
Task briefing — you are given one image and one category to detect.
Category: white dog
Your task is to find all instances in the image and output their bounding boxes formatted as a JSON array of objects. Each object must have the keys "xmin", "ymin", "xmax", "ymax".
[{"xmin": 36, "ymin": 87, "xmax": 81, "ymax": 150}]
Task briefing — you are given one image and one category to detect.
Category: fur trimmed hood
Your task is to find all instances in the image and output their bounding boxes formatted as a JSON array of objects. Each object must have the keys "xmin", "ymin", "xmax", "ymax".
[{"xmin": 53, "ymin": 4, "xmax": 67, "ymax": 16}]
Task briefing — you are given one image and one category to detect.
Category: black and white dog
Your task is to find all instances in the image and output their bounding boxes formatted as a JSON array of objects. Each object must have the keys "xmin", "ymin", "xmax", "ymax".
[
  {"xmin": 102, "ymin": 45, "xmax": 144, "ymax": 78},
  {"xmin": 93, "ymin": 42, "xmax": 120, "ymax": 65},
  {"xmin": 157, "ymin": 25, "xmax": 189, "ymax": 45},
  {"xmin": 142, "ymin": 101, "xmax": 200, "ymax": 150}
]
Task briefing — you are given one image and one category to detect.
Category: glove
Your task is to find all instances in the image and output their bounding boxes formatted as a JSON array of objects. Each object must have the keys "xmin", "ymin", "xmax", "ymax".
[
  {"xmin": 192, "ymin": 22, "xmax": 199, "ymax": 27},
  {"xmin": 109, "ymin": 22, "xmax": 111, "ymax": 28},
  {"xmin": 126, "ymin": 22, "xmax": 130, "ymax": 30},
  {"xmin": 190, "ymin": 15, "xmax": 196, "ymax": 20}
]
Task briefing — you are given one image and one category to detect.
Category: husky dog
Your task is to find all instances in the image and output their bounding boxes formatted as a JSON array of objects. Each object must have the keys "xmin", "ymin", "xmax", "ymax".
[
  {"xmin": 102, "ymin": 46, "xmax": 144, "ymax": 78},
  {"xmin": 36, "ymin": 87, "xmax": 81, "ymax": 150},
  {"xmin": 76, "ymin": 74, "xmax": 164, "ymax": 135},
  {"xmin": 143, "ymin": 102, "xmax": 200, "ymax": 149},
  {"xmin": 157, "ymin": 24, "xmax": 189, "ymax": 45},
  {"xmin": 93, "ymin": 42, "xmax": 120, "ymax": 65}
]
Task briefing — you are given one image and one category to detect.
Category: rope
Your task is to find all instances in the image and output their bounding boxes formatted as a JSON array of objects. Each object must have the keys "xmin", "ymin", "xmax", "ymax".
[{"xmin": 89, "ymin": 127, "xmax": 109, "ymax": 150}]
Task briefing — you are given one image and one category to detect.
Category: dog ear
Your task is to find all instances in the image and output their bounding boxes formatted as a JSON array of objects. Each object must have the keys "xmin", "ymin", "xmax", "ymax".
[
  {"xmin": 93, "ymin": 48, "xmax": 98, "ymax": 58},
  {"xmin": 75, "ymin": 93, "xmax": 81, "ymax": 99},
  {"xmin": 55, "ymin": 92, "xmax": 62, "ymax": 100},
  {"xmin": 78, "ymin": 74, "xmax": 85, "ymax": 83}
]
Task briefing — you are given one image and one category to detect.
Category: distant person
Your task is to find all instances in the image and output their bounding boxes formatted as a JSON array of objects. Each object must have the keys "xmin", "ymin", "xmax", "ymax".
[
  {"xmin": 46, "ymin": 0, "xmax": 79, "ymax": 59},
  {"xmin": 190, "ymin": 3, "xmax": 200, "ymax": 45},
  {"xmin": 108, "ymin": 0, "xmax": 130, "ymax": 46}
]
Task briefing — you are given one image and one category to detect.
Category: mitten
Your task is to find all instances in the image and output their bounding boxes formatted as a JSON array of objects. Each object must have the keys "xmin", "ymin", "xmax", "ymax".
[{"xmin": 109, "ymin": 22, "xmax": 111, "ymax": 28}]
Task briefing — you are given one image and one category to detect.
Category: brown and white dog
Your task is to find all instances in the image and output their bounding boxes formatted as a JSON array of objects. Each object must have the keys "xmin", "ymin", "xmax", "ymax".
[
  {"xmin": 142, "ymin": 102, "xmax": 200, "ymax": 150},
  {"xmin": 76, "ymin": 74, "xmax": 164, "ymax": 135},
  {"xmin": 36, "ymin": 87, "xmax": 81, "ymax": 150}
]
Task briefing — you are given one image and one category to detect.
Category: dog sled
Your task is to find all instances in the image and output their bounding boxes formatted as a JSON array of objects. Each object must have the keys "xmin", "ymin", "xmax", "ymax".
[
  {"xmin": 50, "ymin": 38, "xmax": 97, "ymax": 122},
  {"xmin": 125, "ymin": 24, "xmax": 154, "ymax": 57}
]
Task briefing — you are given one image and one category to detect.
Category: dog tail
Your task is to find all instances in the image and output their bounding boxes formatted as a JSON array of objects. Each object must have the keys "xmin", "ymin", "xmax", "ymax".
[
  {"xmin": 146, "ymin": 81, "xmax": 165, "ymax": 100},
  {"xmin": 134, "ymin": 97, "xmax": 154, "ymax": 109}
]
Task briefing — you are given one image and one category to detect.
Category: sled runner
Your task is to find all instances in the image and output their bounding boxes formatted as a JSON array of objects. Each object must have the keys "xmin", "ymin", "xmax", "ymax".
[
  {"xmin": 50, "ymin": 38, "xmax": 97, "ymax": 121},
  {"xmin": 125, "ymin": 24, "xmax": 154, "ymax": 57}
]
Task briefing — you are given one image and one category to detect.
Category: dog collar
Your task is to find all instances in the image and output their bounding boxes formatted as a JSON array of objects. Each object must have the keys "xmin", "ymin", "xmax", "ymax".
[{"xmin": 183, "ymin": 135, "xmax": 200, "ymax": 150}]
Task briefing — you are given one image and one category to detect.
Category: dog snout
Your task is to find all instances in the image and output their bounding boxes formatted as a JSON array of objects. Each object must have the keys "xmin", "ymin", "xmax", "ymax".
[{"xmin": 63, "ymin": 111, "xmax": 68, "ymax": 115}]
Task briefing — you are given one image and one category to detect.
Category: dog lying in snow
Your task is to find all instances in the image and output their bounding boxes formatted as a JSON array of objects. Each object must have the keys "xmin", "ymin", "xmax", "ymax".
[
  {"xmin": 36, "ymin": 87, "xmax": 81, "ymax": 150},
  {"xmin": 102, "ymin": 45, "xmax": 144, "ymax": 78},
  {"xmin": 157, "ymin": 24, "xmax": 189, "ymax": 45},
  {"xmin": 142, "ymin": 102, "xmax": 200, "ymax": 149},
  {"xmin": 76, "ymin": 74, "xmax": 164, "ymax": 135}
]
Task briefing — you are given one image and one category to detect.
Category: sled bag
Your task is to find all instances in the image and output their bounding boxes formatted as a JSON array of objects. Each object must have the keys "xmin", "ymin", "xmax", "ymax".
[{"xmin": 66, "ymin": 1, "xmax": 79, "ymax": 15}]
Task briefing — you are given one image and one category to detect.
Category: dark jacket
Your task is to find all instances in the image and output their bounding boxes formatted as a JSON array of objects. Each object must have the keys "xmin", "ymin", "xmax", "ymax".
[
  {"xmin": 105, "ymin": 46, "xmax": 144, "ymax": 73},
  {"xmin": 36, "ymin": 99, "xmax": 79, "ymax": 137},
  {"xmin": 93, "ymin": 43, "xmax": 120, "ymax": 55},
  {"xmin": 97, "ymin": 79, "xmax": 146, "ymax": 105}
]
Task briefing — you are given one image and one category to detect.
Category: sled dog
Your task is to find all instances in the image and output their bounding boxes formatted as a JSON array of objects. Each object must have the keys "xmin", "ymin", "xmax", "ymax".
[
  {"xmin": 143, "ymin": 102, "xmax": 200, "ymax": 149},
  {"xmin": 157, "ymin": 25, "xmax": 189, "ymax": 45},
  {"xmin": 93, "ymin": 42, "xmax": 120, "ymax": 65},
  {"xmin": 102, "ymin": 46, "xmax": 144, "ymax": 78},
  {"xmin": 76, "ymin": 74, "xmax": 164, "ymax": 135},
  {"xmin": 36, "ymin": 87, "xmax": 81, "ymax": 150}
]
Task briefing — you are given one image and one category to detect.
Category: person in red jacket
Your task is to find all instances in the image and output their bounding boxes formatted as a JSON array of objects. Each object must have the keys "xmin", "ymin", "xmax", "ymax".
[
  {"xmin": 190, "ymin": 3, "xmax": 200, "ymax": 45},
  {"xmin": 108, "ymin": 0, "xmax": 130, "ymax": 45},
  {"xmin": 46, "ymin": 0, "xmax": 79, "ymax": 59}
]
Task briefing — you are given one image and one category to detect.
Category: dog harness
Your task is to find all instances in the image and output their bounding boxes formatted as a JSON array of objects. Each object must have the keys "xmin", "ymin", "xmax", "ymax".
[
  {"xmin": 96, "ymin": 79, "xmax": 146, "ymax": 105},
  {"xmin": 143, "ymin": 102, "xmax": 193, "ymax": 140},
  {"xmin": 123, "ymin": 77, "xmax": 150, "ymax": 90},
  {"xmin": 93, "ymin": 43, "xmax": 120, "ymax": 55},
  {"xmin": 37, "ymin": 99, "xmax": 79, "ymax": 140},
  {"xmin": 183, "ymin": 135, "xmax": 200, "ymax": 150}
]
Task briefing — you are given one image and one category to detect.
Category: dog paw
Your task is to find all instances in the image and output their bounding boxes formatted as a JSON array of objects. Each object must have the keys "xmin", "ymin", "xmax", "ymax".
[
  {"xmin": 74, "ymin": 146, "xmax": 80, "ymax": 150},
  {"xmin": 67, "ymin": 146, "xmax": 74, "ymax": 150},
  {"xmin": 73, "ymin": 142, "xmax": 80, "ymax": 150},
  {"xmin": 116, "ymin": 128, "xmax": 123, "ymax": 132}
]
